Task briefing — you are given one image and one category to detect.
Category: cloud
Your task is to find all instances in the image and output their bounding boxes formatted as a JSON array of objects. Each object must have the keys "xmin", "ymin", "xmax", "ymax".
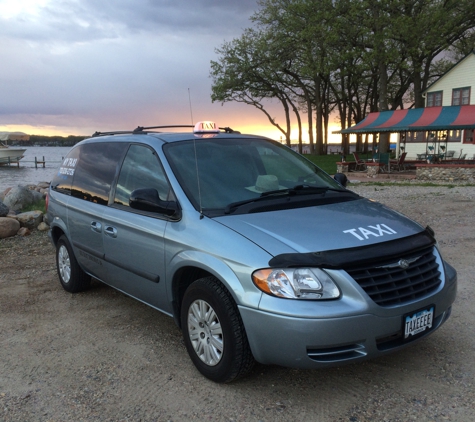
[
  {"xmin": 1, "ymin": 0, "xmax": 258, "ymax": 43},
  {"xmin": 0, "ymin": 0, "xmax": 273, "ymax": 136}
]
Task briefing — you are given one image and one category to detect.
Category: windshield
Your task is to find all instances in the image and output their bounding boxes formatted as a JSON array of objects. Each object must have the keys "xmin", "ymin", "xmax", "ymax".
[{"xmin": 164, "ymin": 137, "xmax": 346, "ymax": 214}]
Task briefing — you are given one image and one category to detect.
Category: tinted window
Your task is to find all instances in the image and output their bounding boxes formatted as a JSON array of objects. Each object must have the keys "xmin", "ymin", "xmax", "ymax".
[
  {"xmin": 50, "ymin": 147, "xmax": 81, "ymax": 195},
  {"xmin": 71, "ymin": 142, "xmax": 128, "ymax": 205},
  {"xmin": 165, "ymin": 138, "xmax": 341, "ymax": 212},
  {"xmin": 114, "ymin": 144, "xmax": 171, "ymax": 206}
]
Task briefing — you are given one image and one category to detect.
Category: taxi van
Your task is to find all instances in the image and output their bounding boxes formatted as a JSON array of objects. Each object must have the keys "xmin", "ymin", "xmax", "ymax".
[{"xmin": 47, "ymin": 121, "xmax": 457, "ymax": 382}]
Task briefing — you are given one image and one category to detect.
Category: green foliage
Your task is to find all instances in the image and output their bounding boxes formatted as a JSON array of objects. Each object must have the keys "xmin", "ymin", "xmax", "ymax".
[
  {"xmin": 211, "ymin": 0, "xmax": 475, "ymax": 154},
  {"xmin": 304, "ymin": 154, "xmax": 353, "ymax": 174},
  {"xmin": 305, "ymin": 151, "xmax": 384, "ymax": 174},
  {"xmin": 305, "ymin": 155, "xmax": 338, "ymax": 174},
  {"xmin": 22, "ymin": 198, "xmax": 46, "ymax": 214}
]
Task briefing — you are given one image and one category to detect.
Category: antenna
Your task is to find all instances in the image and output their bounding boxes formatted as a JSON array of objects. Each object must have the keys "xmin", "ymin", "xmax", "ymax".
[{"xmin": 188, "ymin": 88, "xmax": 194, "ymax": 126}]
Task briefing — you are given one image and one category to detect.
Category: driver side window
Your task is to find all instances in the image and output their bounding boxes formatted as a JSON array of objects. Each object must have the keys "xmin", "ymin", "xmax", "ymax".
[{"xmin": 114, "ymin": 144, "xmax": 171, "ymax": 207}]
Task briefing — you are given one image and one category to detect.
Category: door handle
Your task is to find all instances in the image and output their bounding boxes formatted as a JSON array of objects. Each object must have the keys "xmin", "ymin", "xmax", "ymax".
[
  {"xmin": 90, "ymin": 221, "xmax": 102, "ymax": 233},
  {"xmin": 104, "ymin": 226, "xmax": 118, "ymax": 238}
]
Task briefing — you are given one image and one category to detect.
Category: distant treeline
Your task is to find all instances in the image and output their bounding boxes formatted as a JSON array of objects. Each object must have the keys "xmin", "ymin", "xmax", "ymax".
[{"xmin": 29, "ymin": 135, "xmax": 87, "ymax": 146}]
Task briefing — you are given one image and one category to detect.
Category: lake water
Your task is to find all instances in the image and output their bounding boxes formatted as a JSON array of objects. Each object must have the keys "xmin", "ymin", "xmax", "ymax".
[
  {"xmin": 0, "ymin": 146, "xmax": 72, "ymax": 192},
  {"xmin": 0, "ymin": 143, "xmax": 394, "ymax": 193}
]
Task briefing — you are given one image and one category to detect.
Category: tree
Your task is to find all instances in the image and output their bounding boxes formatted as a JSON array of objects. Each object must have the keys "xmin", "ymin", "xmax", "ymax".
[
  {"xmin": 211, "ymin": 29, "xmax": 301, "ymax": 147},
  {"xmin": 251, "ymin": 0, "xmax": 338, "ymax": 154},
  {"xmin": 210, "ymin": 0, "xmax": 475, "ymax": 154},
  {"xmin": 389, "ymin": 0, "xmax": 475, "ymax": 108}
]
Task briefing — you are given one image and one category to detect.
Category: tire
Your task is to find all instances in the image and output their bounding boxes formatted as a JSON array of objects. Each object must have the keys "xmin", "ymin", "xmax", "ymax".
[
  {"xmin": 56, "ymin": 235, "xmax": 91, "ymax": 293},
  {"xmin": 181, "ymin": 276, "xmax": 255, "ymax": 383}
]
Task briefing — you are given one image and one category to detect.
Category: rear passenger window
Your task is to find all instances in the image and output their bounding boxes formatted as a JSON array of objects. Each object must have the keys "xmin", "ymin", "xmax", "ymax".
[
  {"xmin": 50, "ymin": 147, "xmax": 81, "ymax": 195},
  {"xmin": 71, "ymin": 142, "xmax": 128, "ymax": 205},
  {"xmin": 114, "ymin": 144, "xmax": 171, "ymax": 206}
]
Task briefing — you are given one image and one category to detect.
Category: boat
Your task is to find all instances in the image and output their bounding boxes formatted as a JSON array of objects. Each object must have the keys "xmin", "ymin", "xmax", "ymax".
[{"xmin": 0, "ymin": 141, "xmax": 27, "ymax": 165}]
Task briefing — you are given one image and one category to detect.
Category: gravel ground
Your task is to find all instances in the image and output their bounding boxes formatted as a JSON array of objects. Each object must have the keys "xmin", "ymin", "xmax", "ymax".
[{"xmin": 1, "ymin": 183, "xmax": 474, "ymax": 421}]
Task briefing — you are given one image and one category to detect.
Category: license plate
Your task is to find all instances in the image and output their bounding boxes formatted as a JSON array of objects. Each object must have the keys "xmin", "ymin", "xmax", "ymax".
[{"xmin": 404, "ymin": 306, "xmax": 435, "ymax": 339}]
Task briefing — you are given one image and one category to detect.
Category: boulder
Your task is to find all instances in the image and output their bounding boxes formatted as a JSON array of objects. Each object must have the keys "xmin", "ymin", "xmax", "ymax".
[
  {"xmin": 37, "ymin": 182, "xmax": 50, "ymax": 189},
  {"xmin": 37, "ymin": 222, "xmax": 49, "ymax": 231},
  {"xmin": 3, "ymin": 186, "xmax": 35, "ymax": 212},
  {"xmin": 1, "ymin": 187, "xmax": 12, "ymax": 199},
  {"xmin": 31, "ymin": 190, "xmax": 44, "ymax": 202},
  {"xmin": 0, "ymin": 201, "xmax": 9, "ymax": 217},
  {"xmin": 17, "ymin": 227, "xmax": 31, "ymax": 237},
  {"xmin": 0, "ymin": 217, "xmax": 20, "ymax": 239},
  {"xmin": 16, "ymin": 210, "xmax": 44, "ymax": 230}
]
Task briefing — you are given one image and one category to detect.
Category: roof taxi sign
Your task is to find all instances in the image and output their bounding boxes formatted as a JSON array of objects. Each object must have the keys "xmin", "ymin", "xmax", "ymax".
[{"xmin": 194, "ymin": 121, "xmax": 220, "ymax": 134}]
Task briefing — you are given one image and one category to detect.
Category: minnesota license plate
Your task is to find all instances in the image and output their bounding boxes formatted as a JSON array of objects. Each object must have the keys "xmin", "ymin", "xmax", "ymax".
[{"xmin": 404, "ymin": 306, "xmax": 435, "ymax": 339}]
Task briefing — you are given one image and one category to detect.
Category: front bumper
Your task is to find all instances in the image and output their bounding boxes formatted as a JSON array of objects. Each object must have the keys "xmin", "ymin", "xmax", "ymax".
[{"xmin": 239, "ymin": 264, "xmax": 457, "ymax": 368}]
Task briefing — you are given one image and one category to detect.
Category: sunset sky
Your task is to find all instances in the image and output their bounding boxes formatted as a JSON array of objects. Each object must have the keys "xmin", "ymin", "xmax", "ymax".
[{"xmin": 0, "ymin": 0, "xmax": 343, "ymax": 142}]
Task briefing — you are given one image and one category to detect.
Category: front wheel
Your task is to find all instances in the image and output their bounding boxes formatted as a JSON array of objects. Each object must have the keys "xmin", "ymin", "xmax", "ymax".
[
  {"xmin": 181, "ymin": 276, "xmax": 254, "ymax": 383},
  {"xmin": 56, "ymin": 235, "xmax": 91, "ymax": 293}
]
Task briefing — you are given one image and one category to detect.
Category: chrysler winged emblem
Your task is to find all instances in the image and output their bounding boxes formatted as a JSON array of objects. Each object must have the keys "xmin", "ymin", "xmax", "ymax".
[{"xmin": 377, "ymin": 256, "xmax": 422, "ymax": 269}]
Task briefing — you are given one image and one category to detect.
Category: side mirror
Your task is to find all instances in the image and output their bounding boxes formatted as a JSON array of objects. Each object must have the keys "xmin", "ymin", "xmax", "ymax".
[
  {"xmin": 333, "ymin": 173, "xmax": 348, "ymax": 187},
  {"xmin": 129, "ymin": 188, "xmax": 179, "ymax": 217}
]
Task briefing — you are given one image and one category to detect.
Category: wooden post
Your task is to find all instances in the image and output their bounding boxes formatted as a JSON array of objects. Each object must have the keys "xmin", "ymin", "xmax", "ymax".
[{"xmin": 34, "ymin": 156, "xmax": 46, "ymax": 168}]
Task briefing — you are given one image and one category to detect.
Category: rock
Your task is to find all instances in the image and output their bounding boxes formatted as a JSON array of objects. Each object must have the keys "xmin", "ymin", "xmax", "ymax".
[
  {"xmin": 17, "ymin": 227, "xmax": 31, "ymax": 236},
  {"xmin": 37, "ymin": 182, "xmax": 50, "ymax": 189},
  {"xmin": 0, "ymin": 217, "xmax": 20, "ymax": 239},
  {"xmin": 31, "ymin": 190, "xmax": 44, "ymax": 202},
  {"xmin": 16, "ymin": 210, "xmax": 44, "ymax": 230},
  {"xmin": 3, "ymin": 186, "xmax": 35, "ymax": 212},
  {"xmin": 0, "ymin": 201, "xmax": 9, "ymax": 217},
  {"xmin": 37, "ymin": 222, "xmax": 49, "ymax": 231},
  {"xmin": 1, "ymin": 187, "xmax": 12, "ymax": 197}
]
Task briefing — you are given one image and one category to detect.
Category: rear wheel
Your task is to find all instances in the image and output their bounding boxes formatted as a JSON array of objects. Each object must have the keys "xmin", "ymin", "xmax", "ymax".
[
  {"xmin": 181, "ymin": 276, "xmax": 254, "ymax": 383},
  {"xmin": 56, "ymin": 235, "xmax": 91, "ymax": 293}
]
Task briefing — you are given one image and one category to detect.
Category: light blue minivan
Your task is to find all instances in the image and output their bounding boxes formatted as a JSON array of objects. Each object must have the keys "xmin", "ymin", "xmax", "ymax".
[{"xmin": 47, "ymin": 122, "xmax": 457, "ymax": 382}]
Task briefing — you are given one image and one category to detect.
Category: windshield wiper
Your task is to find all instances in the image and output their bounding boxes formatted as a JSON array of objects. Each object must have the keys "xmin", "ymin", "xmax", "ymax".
[
  {"xmin": 224, "ymin": 185, "xmax": 348, "ymax": 214},
  {"xmin": 261, "ymin": 185, "xmax": 346, "ymax": 196},
  {"xmin": 224, "ymin": 196, "xmax": 276, "ymax": 214}
]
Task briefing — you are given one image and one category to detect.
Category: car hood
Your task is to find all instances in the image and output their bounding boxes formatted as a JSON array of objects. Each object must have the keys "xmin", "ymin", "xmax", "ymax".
[{"xmin": 214, "ymin": 197, "xmax": 424, "ymax": 256}]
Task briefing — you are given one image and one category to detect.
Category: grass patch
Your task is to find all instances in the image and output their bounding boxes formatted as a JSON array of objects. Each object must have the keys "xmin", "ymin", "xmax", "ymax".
[
  {"xmin": 305, "ymin": 152, "xmax": 393, "ymax": 174},
  {"xmin": 305, "ymin": 154, "xmax": 338, "ymax": 174},
  {"xmin": 22, "ymin": 198, "xmax": 46, "ymax": 214}
]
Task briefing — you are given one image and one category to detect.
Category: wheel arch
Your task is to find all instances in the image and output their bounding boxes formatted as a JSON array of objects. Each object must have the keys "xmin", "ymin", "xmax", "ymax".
[
  {"xmin": 50, "ymin": 224, "xmax": 66, "ymax": 247},
  {"xmin": 169, "ymin": 251, "xmax": 250, "ymax": 329},
  {"xmin": 171, "ymin": 266, "xmax": 212, "ymax": 328}
]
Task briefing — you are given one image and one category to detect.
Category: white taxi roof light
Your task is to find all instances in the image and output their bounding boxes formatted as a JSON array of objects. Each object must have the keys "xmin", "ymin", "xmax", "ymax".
[{"xmin": 194, "ymin": 121, "xmax": 220, "ymax": 134}]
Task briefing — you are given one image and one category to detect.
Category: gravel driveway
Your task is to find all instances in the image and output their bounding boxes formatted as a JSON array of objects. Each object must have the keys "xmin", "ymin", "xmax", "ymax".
[{"xmin": 1, "ymin": 183, "xmax": 474, "ymax": 421}]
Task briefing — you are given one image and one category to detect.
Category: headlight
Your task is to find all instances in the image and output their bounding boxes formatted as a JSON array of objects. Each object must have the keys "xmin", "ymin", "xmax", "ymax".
[{"xmin": 252, "ymin": 268, "xmax": 340, "ymax": 300}]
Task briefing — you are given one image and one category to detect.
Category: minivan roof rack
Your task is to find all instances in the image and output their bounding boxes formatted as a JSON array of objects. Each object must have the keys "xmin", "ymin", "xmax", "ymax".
[{"xmin": 91, "ymin": 124, "xmax": 239, "ymax": 137}]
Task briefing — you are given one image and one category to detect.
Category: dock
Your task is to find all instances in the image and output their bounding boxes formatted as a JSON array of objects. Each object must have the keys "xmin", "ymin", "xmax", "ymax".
[
  {"xmin": 0, "ymin": 157, "xmax": 23, "ymax": 167},
  {"xmin": 0, "ymin": 156, "xmax": 63, "ymax": 168}
]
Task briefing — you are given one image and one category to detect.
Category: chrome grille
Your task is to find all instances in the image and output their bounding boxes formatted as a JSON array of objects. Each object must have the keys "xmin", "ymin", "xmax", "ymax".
[{"xmin": 345, "ymin": 246, "xmax": 441, "ymax": 307}]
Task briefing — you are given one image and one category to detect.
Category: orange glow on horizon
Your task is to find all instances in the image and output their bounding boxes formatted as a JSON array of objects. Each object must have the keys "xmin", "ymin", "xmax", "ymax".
[
  {"xmin": 1, "ymin": 122, "xmax": 347, "ymax": 143},
  {"xmin": 0, "ymin": 124, "xmax": 85, "ymax": 137},
  {"xmin": 238, "ymin": 124, "xmax": 344, "ymax": 144}
]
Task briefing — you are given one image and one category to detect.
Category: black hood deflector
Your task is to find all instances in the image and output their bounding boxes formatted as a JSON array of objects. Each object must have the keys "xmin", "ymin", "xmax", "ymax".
[{"xmin": 268, "ymin": 227, "xmax": 436, "ymax": 269}]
